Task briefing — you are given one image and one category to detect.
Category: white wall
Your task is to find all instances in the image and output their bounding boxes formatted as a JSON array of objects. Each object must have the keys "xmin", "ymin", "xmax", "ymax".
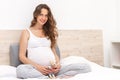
[
  {"xmin": 116, "ymin": 0, "xmax": 120, "ymax": 38},
  {"xmin": 0, "ymin": 0, "xmax": 118, "ymax": 67}
]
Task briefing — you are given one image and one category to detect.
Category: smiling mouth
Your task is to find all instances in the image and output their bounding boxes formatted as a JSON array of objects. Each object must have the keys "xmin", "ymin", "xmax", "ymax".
[{"xmin": 40, "ymin": 19, "xmax": 46, "ymax": 23}]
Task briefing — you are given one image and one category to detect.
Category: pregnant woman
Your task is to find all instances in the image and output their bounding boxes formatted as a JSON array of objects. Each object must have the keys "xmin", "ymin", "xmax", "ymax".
[{"xmin": 16, "ymin": 3, "xmax": 91, "ymax": 79}]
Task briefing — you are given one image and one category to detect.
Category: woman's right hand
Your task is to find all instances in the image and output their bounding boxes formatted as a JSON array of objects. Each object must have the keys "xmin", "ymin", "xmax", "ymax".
[{"xmin": 37, "ymin": 65, "xmax": 52, "ymax": 75}]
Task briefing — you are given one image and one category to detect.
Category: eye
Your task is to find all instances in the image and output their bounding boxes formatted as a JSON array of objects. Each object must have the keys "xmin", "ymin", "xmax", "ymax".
[{"xmin": 39, "ymin": 14, "xmax": 43, "ymax": 16}]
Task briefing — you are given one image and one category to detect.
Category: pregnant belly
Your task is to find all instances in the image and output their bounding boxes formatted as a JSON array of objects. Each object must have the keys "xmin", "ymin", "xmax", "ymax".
[{"xmin": 27, "ymin": 47, "xmax": 55, "ymax": 66}]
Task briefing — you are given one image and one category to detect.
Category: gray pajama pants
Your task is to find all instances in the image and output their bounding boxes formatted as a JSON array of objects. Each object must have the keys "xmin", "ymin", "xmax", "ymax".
[
  {"xmin": 16, "ymin": 63, "xmax": 91, "ymax": 79},
  {"xmin": 16, "ymin": 64, "xmax": 49, "ymax": 79}
]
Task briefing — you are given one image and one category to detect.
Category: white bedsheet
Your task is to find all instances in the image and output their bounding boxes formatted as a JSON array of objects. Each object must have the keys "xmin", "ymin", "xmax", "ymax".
[
  {"xmin": 70, "ymin": 62, "xmax": 120, "ymax": 80},
  {"xmin": 0, "ymin": 56, "xmax": 120, "ymax": 80}
]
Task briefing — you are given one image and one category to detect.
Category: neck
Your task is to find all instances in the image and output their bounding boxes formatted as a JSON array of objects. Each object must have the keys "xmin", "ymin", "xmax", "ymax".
[{"xmin": 34, "ymin": 23, "xmax": 43, "ymax": 30}]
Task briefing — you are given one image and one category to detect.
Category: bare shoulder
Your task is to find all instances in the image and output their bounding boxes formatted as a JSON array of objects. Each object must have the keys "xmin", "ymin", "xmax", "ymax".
[
  {"xmin": 20, "ymin": 29, "xmax": 30, "ymax": 39},
  {"xmin": 21, "ymin": 29, "xmax": 29, "ymax": 34}
]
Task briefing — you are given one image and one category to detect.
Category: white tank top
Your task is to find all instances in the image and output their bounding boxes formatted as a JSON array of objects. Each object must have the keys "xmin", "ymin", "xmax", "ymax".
[{"xmin": 26, "ymin": 28, "xmax": 55, "ymax": 66}]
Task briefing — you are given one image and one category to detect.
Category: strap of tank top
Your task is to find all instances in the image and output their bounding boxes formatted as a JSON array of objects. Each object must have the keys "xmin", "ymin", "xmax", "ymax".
[
  {"xmin": 26, "ymin": 28, "xmax": 33, "ymax": 38},
  {"xmin": 26, "ymin": 28, "xmax": 31, "ymax": 34}
]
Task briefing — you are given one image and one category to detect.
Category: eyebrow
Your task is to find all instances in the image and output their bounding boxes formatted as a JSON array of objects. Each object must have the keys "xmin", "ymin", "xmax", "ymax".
[{"xmin": 40, "ymin": 13, "xmax": 48, "ymax": 16}]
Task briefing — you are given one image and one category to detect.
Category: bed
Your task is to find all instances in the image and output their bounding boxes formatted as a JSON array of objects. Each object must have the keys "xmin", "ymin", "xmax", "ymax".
[{"xmin": 0, "ymin": 56, "xmax": 120, "ymax": 80}]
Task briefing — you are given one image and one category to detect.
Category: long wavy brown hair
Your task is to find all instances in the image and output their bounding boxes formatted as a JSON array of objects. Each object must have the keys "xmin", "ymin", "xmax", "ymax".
[{"xmin": 30, "ymin": 4, "xmax": 58, "ymax": 48}]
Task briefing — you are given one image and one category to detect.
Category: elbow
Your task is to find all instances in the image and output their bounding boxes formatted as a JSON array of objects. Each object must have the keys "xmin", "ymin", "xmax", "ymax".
[{"xmin": 19, "ymin": 54, "xmax": 26, "ymax": 63}]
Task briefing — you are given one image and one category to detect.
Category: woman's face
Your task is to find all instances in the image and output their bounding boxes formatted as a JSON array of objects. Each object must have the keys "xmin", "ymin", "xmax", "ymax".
[{"xmin": 36, "ymin": 8, "xmax": 48, "ymax": 26}]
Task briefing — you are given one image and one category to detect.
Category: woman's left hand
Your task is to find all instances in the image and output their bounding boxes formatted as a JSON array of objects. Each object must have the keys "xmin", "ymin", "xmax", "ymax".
[{"xmin": 52, "ymin": 63, "xmax": 61, "ymax": 74}]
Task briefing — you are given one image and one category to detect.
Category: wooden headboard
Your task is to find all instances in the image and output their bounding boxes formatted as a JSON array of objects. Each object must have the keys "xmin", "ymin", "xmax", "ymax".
[{"xmin": 0, "ymin": 30, "xmax": 104, "ymax": 66}]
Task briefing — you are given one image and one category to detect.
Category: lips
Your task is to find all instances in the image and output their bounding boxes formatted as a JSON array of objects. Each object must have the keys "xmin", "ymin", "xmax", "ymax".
[{"xmin": 40, "ymin": 19, "xmax": 46, "ymax": 24}]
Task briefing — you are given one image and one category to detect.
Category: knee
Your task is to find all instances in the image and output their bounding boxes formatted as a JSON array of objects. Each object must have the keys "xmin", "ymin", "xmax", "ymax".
[{"xmin": 16, "ymin": 64, "xmax": 33, "ymax": 78}]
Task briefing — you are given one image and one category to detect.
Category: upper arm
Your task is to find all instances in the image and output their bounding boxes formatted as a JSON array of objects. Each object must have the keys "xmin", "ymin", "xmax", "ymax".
[{"xmin": 19, "ymin": 30, "xmax": 29, "ymax": 61}]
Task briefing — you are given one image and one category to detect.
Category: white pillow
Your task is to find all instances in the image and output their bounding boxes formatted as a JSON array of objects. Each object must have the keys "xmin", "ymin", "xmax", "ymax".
[
  {"xmin": 0, "ymin": 65, "xmax": 16, "ymax": 77},
  {"xmin": 60, "ymin": 56, "xmax": 89, "ymax": 66}
]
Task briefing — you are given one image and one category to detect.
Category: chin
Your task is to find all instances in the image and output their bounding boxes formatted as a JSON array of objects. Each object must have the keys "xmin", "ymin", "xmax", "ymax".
[{"xmin": 38, "ymin": 23, "xmax": 45, "ymax": 26}]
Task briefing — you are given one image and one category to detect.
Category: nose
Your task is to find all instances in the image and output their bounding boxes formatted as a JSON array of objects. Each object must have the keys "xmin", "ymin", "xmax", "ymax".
[{"xmin": 42, "ymin": 15, "xmax": 47, "ymax": 20}]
